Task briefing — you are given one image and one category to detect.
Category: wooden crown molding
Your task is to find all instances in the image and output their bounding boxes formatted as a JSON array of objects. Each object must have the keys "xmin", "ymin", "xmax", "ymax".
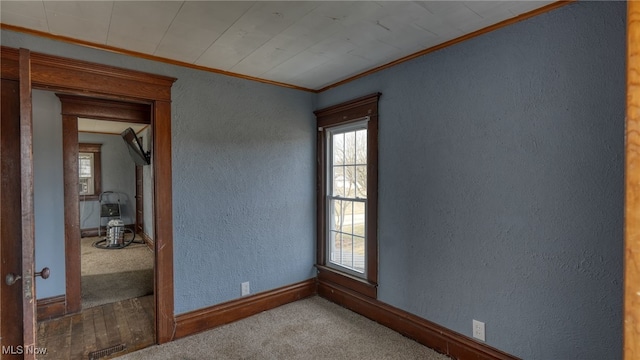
[
  {"xmin": 2, "ymin": 1, "xmax": 572, "ymax": 93},
  {"xmin": 0, "ymin": 24, "xmax": 315, "ymax": 94},
  {"xmin": 317, "ymin": 0, "xmax": 575, "ymax": 92}
]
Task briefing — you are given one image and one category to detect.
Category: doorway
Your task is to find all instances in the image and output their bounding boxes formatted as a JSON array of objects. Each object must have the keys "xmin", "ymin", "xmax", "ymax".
[
  {"xmin": 0, "ymin": 46, "xmax": 176, "ymax": 358},
  {"xmin": 31, "ymin": 91, "xmax": 156, "ymax": 357},
  {"xmin": 57, "ymin": 94, "xmax": 155, "ymax": 312}
]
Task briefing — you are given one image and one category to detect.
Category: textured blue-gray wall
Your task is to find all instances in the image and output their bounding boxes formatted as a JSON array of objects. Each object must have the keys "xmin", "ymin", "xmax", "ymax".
[
  {"xmin": 1, "ymin": 28, "xmax": 317, "ymax": 313},
  {"xmin": 317, "ymin": 2, "xmax": 624, "ymax": 359},
  {"xmin": 33, "ymin": 90, "xmax": 65, "ymax": 299},
  {"xmin": 170, "ymin": 67, "xmax": 316, "ymax": 312},
  {"xmin": 78, "ymin": 132, "xmax": 137, "ymax": 229}
]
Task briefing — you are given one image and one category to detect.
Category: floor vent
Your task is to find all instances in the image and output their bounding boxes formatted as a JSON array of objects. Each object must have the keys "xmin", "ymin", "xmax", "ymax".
[{"xmin": 88, "ymin": 344, "xmax": 126, "ymax": 359}]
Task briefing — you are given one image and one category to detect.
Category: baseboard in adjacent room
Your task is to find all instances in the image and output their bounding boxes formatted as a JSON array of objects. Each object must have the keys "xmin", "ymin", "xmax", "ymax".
[
  {"xmin": 140, "ymin": 232, "xmax": 154, "ymax": 251},
  {"xmin": 37, "ymin": 294, "xmax": 66, "ymax": 321},
  {"xmin": 80, "ymin": 224, "xmax": 136, "ymax": 238},
  {"xmin": 174, "ymin": 278, "xmax": 317, "ymax": 340},
  {"xmin": 317, "ymin": 279, "xmax": 520, "ymax": 360}
]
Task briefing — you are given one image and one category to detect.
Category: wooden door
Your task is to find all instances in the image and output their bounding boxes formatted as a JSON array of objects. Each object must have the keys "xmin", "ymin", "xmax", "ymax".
[
  {"xmin": 0, "ymin": 78, "xmax": 24, "ymax": 358},
  {"xmin": 0, "ymin": 49, "xmax": 37, "ymax": 359},
  {"xmin": 135, "ymin": 165, "xmax": 144, "ymax": 236}
]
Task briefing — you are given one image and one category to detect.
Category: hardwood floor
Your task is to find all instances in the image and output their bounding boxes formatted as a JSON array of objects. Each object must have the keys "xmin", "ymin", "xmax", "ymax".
[{"xmin": 37, "ymin": 295, "xmax": 154, "ymax": 359}]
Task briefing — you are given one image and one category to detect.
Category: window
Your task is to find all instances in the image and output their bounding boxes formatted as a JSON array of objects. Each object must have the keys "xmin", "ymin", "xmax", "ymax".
[
  {"xmin": 327, "ymin": 123, "xmax": 368, "ymax": 275},
  {"xmin": 78, "ymin": 143, "xmax": 101, "ymax": 201},
  {"xmin": 315, "ymin": 93, "xmax": 380, "ymax": 299}
]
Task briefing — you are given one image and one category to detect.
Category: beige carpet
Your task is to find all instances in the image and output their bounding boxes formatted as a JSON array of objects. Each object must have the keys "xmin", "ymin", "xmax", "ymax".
[
  {"xmin": 81, "ymin": 236, "xmax": 154, "ymax": 309},
  {"xmin": 117, "ymin": 296, "xmax": 450, "ymax": 360}
]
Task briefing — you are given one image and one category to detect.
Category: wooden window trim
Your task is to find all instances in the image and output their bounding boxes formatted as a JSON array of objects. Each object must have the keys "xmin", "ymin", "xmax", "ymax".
[
  {"xmin": 314, "ymin": 92, "xmax": 381, "ymax": 299},
  {"xmin": 78, "ymin": 143, "xmax": 101, "ymax": 201}
]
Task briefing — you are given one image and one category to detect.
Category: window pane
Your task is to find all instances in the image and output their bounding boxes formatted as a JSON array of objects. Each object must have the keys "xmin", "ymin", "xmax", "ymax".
[
  {"xmin": 353, "ymin": 202, "xmax": 365, "ymax": 237},
  {"xmin": 346, "ymin": 200, "xmax": 354, "ymax": 235},
  {"xmin": 344, "ymin": 131, "xmax": 356, "ymax": 165},
  {"xmin": 356, "ymin": 165, "xmax": 367, "ymax": 198},
  {"xmin": 329, "ymin": 231, "xmax": 340, "ymax": 263},
  {"xmin": 332, "ymin": 199, "xmax": 340, "ymax": 232},
  {"xmin": 79, "ymin": 153, "xmax": 93, "ymax": 178},
  {"xmin": 353, "ymin": 235, "xmax": 365, "ymax": 273},
  {"xmin": 332, "ymin": 199, "xmax": 349, "ymax": 234},
  {"xmin": 356, "ymin": 129, "xmax": 367, "ymax": 165},
  {"xmin": 329, "ymin": 197, "xmax": 365, "ymax": 274},
  {"xmin": 333, "ymin": 133, "xmax": 344, "ymax": 165},
  {"xmin": 332, "ymin": 166, "xmax": 344, "ymax": 197},
  {"xmin": 341, "ymin": 165, "xmax": 354, "ymax": 198},
  {"xmin": 347, "ymin": 235, "xmax": 355, "ymax": 269},
  {"xmin": 332, "ymin": 234, "xmax": 353, "ymax": 269}
]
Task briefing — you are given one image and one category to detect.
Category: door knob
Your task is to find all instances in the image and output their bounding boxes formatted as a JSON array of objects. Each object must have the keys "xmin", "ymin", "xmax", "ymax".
[
  {"xmin": 5, "ymin": 267, "xmax": 50, "ymax": 286},
  {"xmin": 5, "ymin": 273, "xmax": 21, "ymax": 286},
  {"xmin": 36, "ymin": 267, "xmax": 50, "ymax": 279}
]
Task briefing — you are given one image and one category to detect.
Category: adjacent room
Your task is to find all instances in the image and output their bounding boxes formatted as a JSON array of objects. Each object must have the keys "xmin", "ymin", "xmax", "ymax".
[{"xmin": 0, "ymin": 1, "xmax": 628, "ymax": 360}]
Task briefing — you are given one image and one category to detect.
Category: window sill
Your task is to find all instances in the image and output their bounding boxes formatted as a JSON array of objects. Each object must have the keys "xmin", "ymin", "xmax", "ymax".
[{"xmin": 316, "ymin": 265, "xmax": 377, "ymax": 299}]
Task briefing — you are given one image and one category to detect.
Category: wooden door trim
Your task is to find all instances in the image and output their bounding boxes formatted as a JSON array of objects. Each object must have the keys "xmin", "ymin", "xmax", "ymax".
[
  {"xmin": 58, "ymin": 94, "xmax": 152, "ymax": 316},
  {"xmin": 61, "ymin": 114, "xmax": 81, "ymax": 313},
  {"xmin": 19, "ymin": 47, "xmax": 37, "ymax": 360},
  {"xmin": 152, "ymin": 100, "xmax": 174, "ymax": 343},
  {"xmin": 1, "ymin": 46, "xmax": 177, "ymax": 344},
  {"xmin": 625, "ymin": 3, "xmax": 640, "ymax": 359},
  {"xmin": 1, "ymin": 46, "xmax": 173, "ymax": 101},
  {"xmin": 57, "ymin": 94, "xmax": 151, "ymax": 123}
]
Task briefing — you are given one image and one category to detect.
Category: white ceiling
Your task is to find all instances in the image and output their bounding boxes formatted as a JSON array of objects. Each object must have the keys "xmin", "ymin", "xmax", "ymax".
[{"xmin": 1, "ymin": 1, "xmax": 556, "ymax": 91}]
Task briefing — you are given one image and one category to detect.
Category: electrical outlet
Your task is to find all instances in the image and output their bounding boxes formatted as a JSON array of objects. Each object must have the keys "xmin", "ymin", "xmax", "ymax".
[
  {"xmin": 473, "ymin": 320, "xmax": 485, "ymax": 341},
  {"xmin": 241, "ymin": 281, "xmax": 250, "ymax": 296}
]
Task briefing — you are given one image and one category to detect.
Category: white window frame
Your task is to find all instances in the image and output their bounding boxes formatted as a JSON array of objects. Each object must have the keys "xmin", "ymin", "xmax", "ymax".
[{"xmin": 325, "ymin": 120, "xmax": 369, "ymax": 278}]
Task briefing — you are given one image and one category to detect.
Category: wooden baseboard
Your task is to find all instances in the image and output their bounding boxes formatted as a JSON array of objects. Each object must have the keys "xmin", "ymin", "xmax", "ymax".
[
  {"xmin": 80, "ymin": 224, "xmax": 135, "ymax": 238},
  {"xmin": 37, "ymin": 294, "xmax": 66, "ymax": 321},
  {"xmin": 140, "ymin": 232, "xmax": 154, "ymax": 250},
  {"xmin": 318, "ymin": 280, "xmax": 520, "ymax": 360},
  {"xmin": 174, "ymin": 278, "xmax": 317, "ymax": 340}
]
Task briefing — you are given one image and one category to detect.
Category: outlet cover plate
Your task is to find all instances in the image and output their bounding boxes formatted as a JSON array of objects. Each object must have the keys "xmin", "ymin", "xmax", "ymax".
[
  {"xmin": 473, "ymin": 319, "xmax": 485, "ymax": 341},
  {"xmin": 241, "ymin": 282, "xmax": 250, "ymax": 296}
]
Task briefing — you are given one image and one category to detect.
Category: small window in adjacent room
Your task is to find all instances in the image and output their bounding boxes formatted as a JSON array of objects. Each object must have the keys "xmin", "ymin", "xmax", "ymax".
[
  {"xmin": 78, "ymin": 143, "xmax": 102, "ymax": 201},
  {"xmin": 315, "ymin": 93, "xmax": 380, "ymax": 299}
]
